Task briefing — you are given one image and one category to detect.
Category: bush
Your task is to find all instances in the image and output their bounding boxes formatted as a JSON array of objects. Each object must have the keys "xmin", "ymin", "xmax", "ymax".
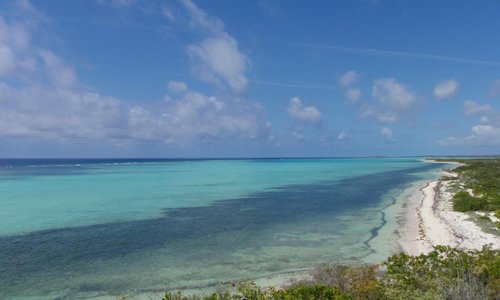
[
  {"xmin": 452, "ymin": 191, "xmax": 488, "ymax": 212},
  {"xmin": 381, "ymin": 246, "xmax": 500, "ymax": 299},
  {"xmin": 309, "ymin": 263, "xmax": 379, "ymax": 299},
  {"xmin": 443, "ymin": 158, "xmax": 500, "ymax": 211},
  {"xmin": 272, "ymin": 285, "xmax": 351, "ymax": 300}
]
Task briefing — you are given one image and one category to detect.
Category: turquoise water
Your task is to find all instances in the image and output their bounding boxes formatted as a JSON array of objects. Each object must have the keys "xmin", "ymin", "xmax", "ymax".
[{"xmin": 0, "ymin": 158, "xmax": 445, "ymax": 299}]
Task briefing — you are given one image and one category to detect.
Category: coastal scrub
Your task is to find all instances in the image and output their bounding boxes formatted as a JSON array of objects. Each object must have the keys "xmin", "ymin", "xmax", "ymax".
[{"xmin": 446, "ymin": 158, "xmax": 500, "ymax": 212}]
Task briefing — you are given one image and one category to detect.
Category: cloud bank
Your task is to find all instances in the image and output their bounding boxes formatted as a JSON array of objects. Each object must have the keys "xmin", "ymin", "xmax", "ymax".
[{"xmin": 0, "ymin": 0, "xmax": 270, "ymax": 148}]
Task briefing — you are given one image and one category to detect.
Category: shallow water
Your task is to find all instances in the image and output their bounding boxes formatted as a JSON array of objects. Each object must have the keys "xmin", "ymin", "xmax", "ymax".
[{"xmin": 0, "ymin": 158, "xmax": 444, "ymax": 299}]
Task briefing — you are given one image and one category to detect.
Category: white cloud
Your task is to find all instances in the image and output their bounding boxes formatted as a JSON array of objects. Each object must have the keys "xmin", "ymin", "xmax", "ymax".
[
  {"xmin": 471, "ymin": 124, "xmax": 498, "ymax": 136},
  {"xmin": 373, "ymin": 78, "xmax": 416, "ymax": 111},
  {"xmin": 380, "ymin": 127, "xmax": 393, "ymax": 140},
  {"xmin": 0, "ymin": 15, "xmax": 38, "ymax": 78},
  {"xmin": 0, "ymin": 45, "xmax": 16, "ymax": 76},
  {"xmin": 149, "ymin": 91, "xmax": 269, "ymax": 143},
  {"xmin": 0, "ymin": 81, "xmax": 270, "ymax": 143},
  {"xmin": 39, "ymin": 49, "xmax": 77, "ymax": 88},
  {"xmin": 490, "ymin": 79, "xmax": 500, "ymax": 98},
  {"xmin": 0, "ymin": 84, "xmax": 124, "ymax": 140},
  {"xmin": 0, "ymin": 1, "xmax": 271, "ymax": 146},
  {"xmin": 358, "ymin": 78, "xmax": 418, "ymax": 124},
  {"xmin": 464, "ymin": 100, "xmax": 492, "ymax": 116},
  {"xmin": 187, "ymin": 36, "xmax": 248, "ymax": 94},
  {"xmin": 0, "ymin": 9, "xmax": 72, "ymax": 85},
  {"xmin": 180, "ymin": 0, "xmax": 224, "ymax": 34},
  {"xmin": 433, "ymin": 79, "xmax": 458, "ymax": 100},
  {"xmin": 377, "ymin": 112, "xmax": 399, "ymax": 123},
  {"xmin": 0, "ymin": 15, "xmax": 33, "ymax": 49},
  {"xmin": 440, "ymin": 102, "xmax": 500, "ymax": 146},
  {"xmin": 0, "ymin": 6, "xmax": 79, "ymax": 90},
  {"xmin": 167, "ymin": 81, "xmax": 188, "ymax": 93},
  {"xmin": 439, "ymin": 124, "xmax": 500, "ymax": 146},
  {"xmin": 344, "ymin": 88, "xmax": 362, "ymax": 103},
  {"xmin": 287, "ymin": 97, "xmax": 321, "ymax": 123},
  {"xmin": 181, "ymin": 0, "xmax": 249, "ymax": 94},
  {"xmin": 338, "ymin": 70, "xmax": 359, "ymax": 87}
]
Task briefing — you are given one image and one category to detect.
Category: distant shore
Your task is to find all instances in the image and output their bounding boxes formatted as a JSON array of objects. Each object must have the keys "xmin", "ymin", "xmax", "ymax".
[{"xmin": 398, "ymin": 163, "xmax": 500, "ymax": 255}]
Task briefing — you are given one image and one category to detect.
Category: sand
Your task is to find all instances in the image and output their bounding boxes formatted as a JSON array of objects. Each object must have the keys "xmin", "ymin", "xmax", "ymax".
[{"xmin": 399, "ymin": 168, "xmax": 500, "ymax": 255}]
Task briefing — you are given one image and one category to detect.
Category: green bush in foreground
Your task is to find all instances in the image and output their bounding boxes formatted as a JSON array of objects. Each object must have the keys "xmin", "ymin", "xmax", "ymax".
[
  {"xmin": 150, "ymin": 246, "xmax": 499, "ymax": 300},
  {"xmin": 161, "ymin": 283, "xmax": 351, "ymax": 300}
]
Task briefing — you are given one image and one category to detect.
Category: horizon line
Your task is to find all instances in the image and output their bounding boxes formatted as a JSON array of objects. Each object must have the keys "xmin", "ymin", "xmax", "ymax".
[{"xmin": 1, "ymin": 155, "xmax": 499, "ymax": 160}]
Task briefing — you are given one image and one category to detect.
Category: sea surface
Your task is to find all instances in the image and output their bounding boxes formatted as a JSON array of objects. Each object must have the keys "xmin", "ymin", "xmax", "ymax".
[{"xmin": 0, "ymin": 158, "xmax": 445, "ymax": 299}]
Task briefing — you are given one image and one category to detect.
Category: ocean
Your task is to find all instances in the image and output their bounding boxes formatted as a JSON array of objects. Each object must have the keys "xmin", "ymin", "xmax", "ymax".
[{"xmin": 0, "ymin": 158, "xmax": 445, "ymax": 299}]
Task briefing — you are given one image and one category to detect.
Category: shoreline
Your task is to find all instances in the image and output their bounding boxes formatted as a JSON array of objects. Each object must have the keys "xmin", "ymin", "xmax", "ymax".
[{"xmin": 398, "ymin": 166, "xmax": 500, "ymax": 255}]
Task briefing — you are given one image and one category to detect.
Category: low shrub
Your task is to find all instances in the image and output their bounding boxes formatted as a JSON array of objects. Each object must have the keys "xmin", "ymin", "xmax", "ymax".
[
  {"xmin": 452, "ymin": 191, "xmax": 488, "ymax": 212},
  {"xmin": 381, "ymin": 246, "xmax": 500, "ymax": 299},
  {"xmin": 272, "ymin": 285, "xmax": 351, "ymax": 300},
  {"xmin": 308, "ymin": 263, "xmax": 379, "ymax": 299}
]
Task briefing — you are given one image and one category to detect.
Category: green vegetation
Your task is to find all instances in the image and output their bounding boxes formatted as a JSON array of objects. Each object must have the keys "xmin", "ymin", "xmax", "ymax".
[
  {"xmin": 478, "ymin": 215, "xmax": 492, "ymax": 222},
  {"xmin": 436, "ymin": 158, "xmax": 500, "ymax": 212},
  {"xmin": 118, "ymin": 247, "xmax": 499, "ymax": 300},
  {"xmin": 452, "ymin": 191, "xmax": 488, "ymax": 212},
  {"xmin": 381, "ymin": 246, "xmax": 499, "ymax": 299}
]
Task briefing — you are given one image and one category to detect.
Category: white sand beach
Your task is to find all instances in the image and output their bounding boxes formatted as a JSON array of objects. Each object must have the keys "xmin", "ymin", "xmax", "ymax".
[{"xmin": 399, "ymin": 168, "xmax": 500, "ymax": 255}]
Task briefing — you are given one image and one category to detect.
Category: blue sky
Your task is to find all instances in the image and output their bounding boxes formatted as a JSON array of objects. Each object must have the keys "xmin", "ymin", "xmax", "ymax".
[{"xmin": 1, "ymin": 0, "xmax": 500, "ymax": 158}]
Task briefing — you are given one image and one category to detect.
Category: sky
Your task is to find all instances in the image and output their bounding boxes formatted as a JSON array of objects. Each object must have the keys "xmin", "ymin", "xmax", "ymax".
[{"xmin": 0, "ymin": 0, "xmax": 500, "ymax": 158}]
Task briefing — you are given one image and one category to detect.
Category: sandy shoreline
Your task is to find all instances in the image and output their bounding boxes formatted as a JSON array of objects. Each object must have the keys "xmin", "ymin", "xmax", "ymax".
[{"xmin": 398, "ymin": 167, "xmax": 500, "ymax": 255}]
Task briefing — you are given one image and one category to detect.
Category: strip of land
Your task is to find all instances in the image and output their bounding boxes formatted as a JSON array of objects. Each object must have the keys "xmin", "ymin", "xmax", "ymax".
[{"xmin": 399, "ymin": 163, "xmax": 500, "ymax": 255}]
